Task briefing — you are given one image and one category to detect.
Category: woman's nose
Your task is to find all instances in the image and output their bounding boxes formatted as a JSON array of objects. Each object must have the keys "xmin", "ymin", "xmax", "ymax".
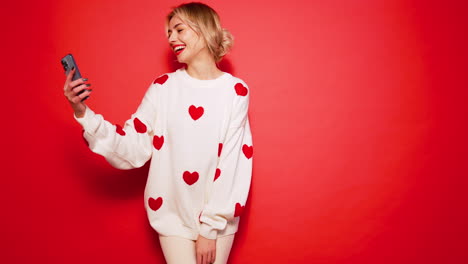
[{"xmin": 168, "ymin": 32, "xmax": 177, "ymax": 43}]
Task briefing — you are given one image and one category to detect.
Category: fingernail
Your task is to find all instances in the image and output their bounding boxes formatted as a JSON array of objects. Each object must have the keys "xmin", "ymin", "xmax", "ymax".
[
  {"xmin": 86, "ymin": 84, "xmax": 91, "ymax": 87},
  {"xmin": 83, "ymin": 78, "xmax": 88, "ymax": 82},
  {"xmin": 87, "ymin": 89, "xmax": 93, "ymax": 92}
]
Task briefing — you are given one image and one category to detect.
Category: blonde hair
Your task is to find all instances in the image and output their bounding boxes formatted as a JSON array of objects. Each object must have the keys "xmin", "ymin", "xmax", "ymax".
[{"xmin": 166, "ymin": 2, "xmax": 233, "ymax": 62}]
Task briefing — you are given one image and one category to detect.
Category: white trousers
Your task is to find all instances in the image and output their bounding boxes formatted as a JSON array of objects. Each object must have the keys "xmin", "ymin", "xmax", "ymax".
[{"xmin": 159, "ymin": 234, "xmax": 235, "ymax": 264}]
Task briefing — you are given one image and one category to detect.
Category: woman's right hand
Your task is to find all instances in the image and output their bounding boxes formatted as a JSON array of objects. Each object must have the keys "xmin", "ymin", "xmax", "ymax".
[{"xmin": 63, "ymin": 67, "xmax": 92, "ymax": 118}]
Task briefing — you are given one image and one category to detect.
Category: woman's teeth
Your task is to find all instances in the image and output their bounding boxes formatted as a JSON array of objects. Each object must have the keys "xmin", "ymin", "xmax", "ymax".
[{"xmin": 175, "ymin": 46, "xmax": 185, "ymax": 52}]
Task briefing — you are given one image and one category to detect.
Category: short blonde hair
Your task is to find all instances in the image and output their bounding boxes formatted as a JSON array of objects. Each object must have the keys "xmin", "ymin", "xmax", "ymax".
[{"xmin": 166, "ymin": 2, "xmax": 233, "ymax": 62}]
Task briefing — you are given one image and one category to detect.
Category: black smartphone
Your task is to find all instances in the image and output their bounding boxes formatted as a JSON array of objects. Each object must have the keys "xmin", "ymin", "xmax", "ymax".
[
  {"xmin": 61, "ymin": 53, "xmax": 88, "ymax": 101},
  {"xmin": 61, "ymin": 53, "xmax": 82, "ymax": 80}
]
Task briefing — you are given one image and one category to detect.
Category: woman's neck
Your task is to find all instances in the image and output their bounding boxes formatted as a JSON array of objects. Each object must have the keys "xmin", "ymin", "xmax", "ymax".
[{"xmin": 186, "ymin": 56, "xmax": 223, "ymax": 80}]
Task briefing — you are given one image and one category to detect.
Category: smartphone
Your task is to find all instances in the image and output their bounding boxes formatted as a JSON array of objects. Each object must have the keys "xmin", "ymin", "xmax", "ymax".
[{"xmin": 61, "ymin": 53, "xmax": 88, "ymax": 101}]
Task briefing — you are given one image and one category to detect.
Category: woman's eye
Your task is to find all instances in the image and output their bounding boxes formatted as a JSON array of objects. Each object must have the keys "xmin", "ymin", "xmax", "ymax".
[{"xmin": 177, "ymin": 29, "xmax": 183, "ymax": 33}]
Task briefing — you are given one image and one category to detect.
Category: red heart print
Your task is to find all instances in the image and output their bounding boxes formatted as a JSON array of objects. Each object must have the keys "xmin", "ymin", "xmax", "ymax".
[
  {"xmin": 189, "ymin": 105, "xmax": 204, "ymax": 120},
  {"xmin": 214, "ymin": 168, "xmax": 221, "ymax": 181},
  {"xmin": 148, "ymin": 197, "xmax": 163, "ymax": 211},
  {"xmin": 242, "ymin": 144, "xmax": 253, "ymax": 159},
  {"xmin": 153, "ymin": 135, "xmax": 164, "ymax": 150},
  {"xmin": 153, "ymin": 74, "xmax": 168, "ymax": 85},
  {"xmin": 134, "ymin": 118, "xmax": 147, "ymax": 133},
  {"xmin": 235, "ymin": 83, "xmax": 248, "ymax": 96},
  {"xmin": 234, "ymin": 203, "xmax": 244, "ymax": 217},
  {"xmin": 81, "ymin": 129, "xmax": 89, "ymax": 147},
  {"xmin": 115, "ymin": 124, "xmax": 126, "ymax": 136},
  {"xmin": 218, "ymin": 143, "xmax": 223, "ymax": 157},
  {"xmin": 183, "ymin": 171, "xmax": 199, "ymax": 185}
]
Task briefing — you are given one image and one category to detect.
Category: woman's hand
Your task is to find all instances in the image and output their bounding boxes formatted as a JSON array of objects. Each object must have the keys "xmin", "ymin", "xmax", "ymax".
[
  {"xmin": 63, "ymin": 67, "xmax": 92, "ymax": 118},
  {"xmin": 196, "ymin": 234, "xmax": 216, "ymax": 264}
]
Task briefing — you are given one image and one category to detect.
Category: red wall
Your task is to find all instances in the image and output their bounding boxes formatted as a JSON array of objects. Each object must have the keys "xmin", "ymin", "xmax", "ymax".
[{"xmin": 2, "ymin": 0, "xmax": 467, "ymax": 263}]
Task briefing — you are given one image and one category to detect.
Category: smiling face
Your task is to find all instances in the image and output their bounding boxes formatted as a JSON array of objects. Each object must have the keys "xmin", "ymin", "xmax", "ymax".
[{"xmin": 167, "ymin": 16, "xmax": 209, "ymax": 65}]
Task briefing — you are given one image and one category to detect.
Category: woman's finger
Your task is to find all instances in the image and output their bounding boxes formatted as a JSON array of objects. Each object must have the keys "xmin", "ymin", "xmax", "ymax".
[
  {"xmin": 71, "ymin": 89, "xmax": 92, "ymax": 104},
  {"xmin": 69, "ymin": 77, "xmax": 88, "ymax": 91},
  {"xmin": 64, "ymin": 67, "xmax": 75, "ymax": 90},
  {"xmin": 71, "ymin": 83, "xmax": 91, "ymax": 96},
  {"xmin": 64, "ymin": 83, "xmax": 91, "ymax": 101},
  {"xmin": 197, "ymin": 252, "xmax": 202, "ymax": 264},
  {"xmin": 211, "ymin": 250, "xmax": 216, "ymax": 264},
  {"xmin": 78, "ymin": 89, "xmax": 92, "ymax": 99}
]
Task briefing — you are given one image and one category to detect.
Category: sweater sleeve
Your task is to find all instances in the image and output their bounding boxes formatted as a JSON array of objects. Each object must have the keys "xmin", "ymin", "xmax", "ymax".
[
  {"xmin": 74, "ymin": 82, "xmax": 158, "ymax": 170},
  {"xmin": 199, "ymin": 82, "xmax": 253, "ymax": 239}
]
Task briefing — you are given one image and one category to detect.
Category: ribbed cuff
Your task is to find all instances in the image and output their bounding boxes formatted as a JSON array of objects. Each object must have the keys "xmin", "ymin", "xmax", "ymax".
[
  {"xmin": 73, "ymin": 106, "xmax": 97, "ymax": 131},
  {"xmin": 199, "ymin": 223, "xmax": 218, "ymax": 240}
]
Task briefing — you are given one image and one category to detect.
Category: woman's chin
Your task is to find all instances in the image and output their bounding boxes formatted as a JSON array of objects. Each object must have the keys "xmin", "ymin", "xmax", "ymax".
[
  {"xmin": 175, "ymin": 56, "xmax": 186, "ymax": 64},
  {"xmin": 176, "ymin": 53, "xmax": 192, "ymax": 65}
]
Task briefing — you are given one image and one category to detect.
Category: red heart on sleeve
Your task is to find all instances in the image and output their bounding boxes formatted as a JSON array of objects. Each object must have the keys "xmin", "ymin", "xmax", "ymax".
[
  {"xmin": 214, "ymin": 168, "xmax": 221, "ymax": 181},
  {"xmin": 116, "ymin": 124, "xmax": 126, "ymax": 136},
  {"xmin": 234, "ymin": 203, "xmax": 244, "ymax": 217},
  {"xmin": 242, "ymin": 144, "xmax": 253, "ymax": 159},
  {"xmin": 153, "ymin": 135, "xmax": 164, "ymax": 150},
  {"xmin": 218, "ymin": 143, "xmax": 223, "ymax": 157},
  {"xmin": 235, "ymin": 83, "xmax": 248, "ymax": 96},
  {"xmin": 148, "ymin": 197, "xmax": 163, "ymax": 211},
  {"xmin": 134, "ymin": 118, "xmax": 147, "ymax": 133},
  {"xmin": 153, "ymin": 74, "xmax": 168, "ymax": 85}
]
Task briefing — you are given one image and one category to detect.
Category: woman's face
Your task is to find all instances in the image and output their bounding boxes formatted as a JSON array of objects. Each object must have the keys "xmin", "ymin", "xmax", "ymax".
[{"xmin": 167, "ymin": 16, "xmax": 207, "ymax": 64}]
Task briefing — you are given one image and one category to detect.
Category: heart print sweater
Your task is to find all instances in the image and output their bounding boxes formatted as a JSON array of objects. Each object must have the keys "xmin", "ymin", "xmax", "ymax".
[{"xmin": 74, "ymin": 67, "xmax": 253, "ymax": 240}]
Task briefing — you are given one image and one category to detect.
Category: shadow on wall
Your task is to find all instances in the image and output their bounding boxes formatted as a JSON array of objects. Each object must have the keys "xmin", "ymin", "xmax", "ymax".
[{"xmin": 68, "ymin": 129, "xmax": 150, "ymax": 200}]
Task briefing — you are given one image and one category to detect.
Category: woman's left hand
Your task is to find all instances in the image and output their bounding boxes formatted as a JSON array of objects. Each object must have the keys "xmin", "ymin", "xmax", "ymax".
[{"xmin": 196, "ymin": 234, "xmax": 216, "ymax": 264}]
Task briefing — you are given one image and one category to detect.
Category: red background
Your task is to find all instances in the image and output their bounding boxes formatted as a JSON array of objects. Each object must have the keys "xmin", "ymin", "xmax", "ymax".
[{"xmin": 2, "ymin": 0, "xmax": 468, "ymax": 263}]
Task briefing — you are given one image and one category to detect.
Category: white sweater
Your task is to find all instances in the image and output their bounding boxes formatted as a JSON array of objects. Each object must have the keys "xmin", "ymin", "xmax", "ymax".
[{"xmin": 74, "ymin": 68, "xmax": 253, "ymax": 240}]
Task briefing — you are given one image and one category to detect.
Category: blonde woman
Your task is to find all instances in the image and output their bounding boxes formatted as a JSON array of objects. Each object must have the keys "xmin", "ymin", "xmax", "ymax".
[{"xmin": 63, "ymin": 2, "xmax": 253, "ymax": 264}]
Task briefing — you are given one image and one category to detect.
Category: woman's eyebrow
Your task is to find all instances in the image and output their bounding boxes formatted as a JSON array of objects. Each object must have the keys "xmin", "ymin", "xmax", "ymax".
[{"xmin": 172, "ymin": 23, "xmax": 182, "ymax": 29}]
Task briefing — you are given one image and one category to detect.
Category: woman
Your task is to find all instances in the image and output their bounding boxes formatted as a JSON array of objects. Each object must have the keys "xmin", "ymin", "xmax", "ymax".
[{"xmin": 63, "ymin": 2, "xmax": 253, "ymax": 264}]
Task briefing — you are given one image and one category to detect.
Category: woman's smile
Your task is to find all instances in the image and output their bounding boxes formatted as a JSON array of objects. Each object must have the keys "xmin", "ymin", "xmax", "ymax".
[{"xmin": 173, "ymin": 44, "xmax": 186, "ymax": 56}]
